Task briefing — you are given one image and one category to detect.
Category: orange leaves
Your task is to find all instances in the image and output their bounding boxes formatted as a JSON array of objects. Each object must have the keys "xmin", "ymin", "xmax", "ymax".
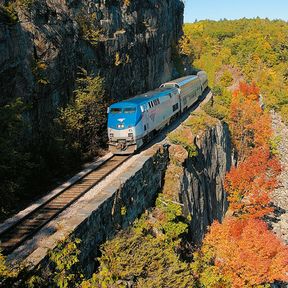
[
  {"xmin": 200, "ymin": 218, "xmax": 288, "ymax": 287},
  {"xmin": 195, "ymin": 81, "xmax": 288, "ymax": 287},
  {"xmin": 225, "ymin": 146, "xmax": 281, "ymax": 218},
  {"xmin": 230, "ymin": 82, "xmax": 272, "ymax": 160},
  {"xmin": 225, "ymin": 81, "xmax": 282, "ymax": 218},
  {"xmin": 236, "ymin": 82, "xmax": 260, "ymax": 99}
]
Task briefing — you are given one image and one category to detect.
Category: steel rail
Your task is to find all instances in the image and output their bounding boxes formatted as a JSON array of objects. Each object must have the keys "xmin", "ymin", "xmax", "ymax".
[{"xmin": 0, "ymin": 155, "xmax": 130, "ymax": 255}]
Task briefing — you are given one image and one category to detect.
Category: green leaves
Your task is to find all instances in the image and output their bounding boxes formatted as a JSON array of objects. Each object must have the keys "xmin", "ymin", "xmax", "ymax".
[
  {"xmin": 183, "ymin": 19, "xmax": 288, "ymax": 119},
  {"xmin": 81, "ymin": 192, "xmax": 193, "ymax": 287},
  {"xmin": 48, "ymin": 239, "xmax": 83, "ymax": 288},
  {"xmin": 57, "ymin": 68, "xmax": 107, "ymax": 158}
]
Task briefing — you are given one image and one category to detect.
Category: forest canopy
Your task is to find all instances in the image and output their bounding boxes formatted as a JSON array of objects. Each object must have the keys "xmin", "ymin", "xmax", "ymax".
[{"xmin": 181, "ymin": 18, "xmax": 288, "ymax": 122}]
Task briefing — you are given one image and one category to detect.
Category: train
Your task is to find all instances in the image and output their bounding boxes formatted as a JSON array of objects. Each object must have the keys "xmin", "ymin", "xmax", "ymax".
[{"xmin": 107, "ymin": 71, "xmax": 208, "ymax": 154}]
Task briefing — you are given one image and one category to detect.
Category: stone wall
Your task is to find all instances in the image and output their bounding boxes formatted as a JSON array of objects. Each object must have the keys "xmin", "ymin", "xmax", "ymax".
[
  {"xmin": 74, "ymin": 146, "xmax": 169, "ymax": 275},
  {"xmin": 10, "ymin": 145, "xmax": 169, "ymax": 278},
  {"xmin": 0, "ymin": 0, "xmax": 184, "ymax": 135}
]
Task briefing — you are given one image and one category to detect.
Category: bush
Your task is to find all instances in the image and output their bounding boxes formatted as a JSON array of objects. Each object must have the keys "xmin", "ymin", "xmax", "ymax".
[
  {"xmin": 280, "ymin": 104, "xmax": 288, "ymax": 125},
  {"xmin": 0, "ymin": 98, "xmax": 35, "ymax": 219},
  {"xmin": 81, "ymin": 194, "xmax": 193, "ymax": 288},
  {"xmin": 168, "ymin": 128, "xmax": 197, "ymax": 157},
  {"xmin": 203, "ymin": 100, "xmax": 229, "ymax": 120},
  {"xmin": 77, "ymin": 12, "xmax": 101, "ymax": 46},
  {"xmin": 57, "ymin": 68, "xmax": 108, "ymax": 159},
  {"xmin": 211, "ymin": 85, "xmax": 223, "ymax": 96},
  {"xmin": 220, "ymin": 70, "xmax": 233, "ymax": 87},
  {"xmin": 185, "ymin": 111, "xmax": 218, "ymax": 134},
  {"xmin": 0, "ymin": 3, "xmax": 18, "ymax": 25}
]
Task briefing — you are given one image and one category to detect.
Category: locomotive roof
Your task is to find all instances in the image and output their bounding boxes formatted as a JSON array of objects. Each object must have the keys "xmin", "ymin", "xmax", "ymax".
[{"xmin": 110, "ymin": 87, "xmax": 177, "ymax": 107}]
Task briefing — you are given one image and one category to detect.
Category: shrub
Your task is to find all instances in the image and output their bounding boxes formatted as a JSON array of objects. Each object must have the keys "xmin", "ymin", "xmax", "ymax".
[
  {"xmin": 0, "ymin": 98, "xmax": 35, "ymax": 219},
  {"xmin": 220, "ymin": 70, "xmax": 233, "ymax": 87},
  {"xmin": 57, "ymin": 68, "xmax": 107, "ymax": 158},
  {"xmin": 168, "ymin": 127, "xmax": 197, "ymax": 157},
  {"xmin": 280, "ymin": 104, "xmax": 288, "ymax": 124},
  {"xmin": 77, "ymin": 12, "xmax": 101, "ymax": 46},
  {"xmin": 203, "ymin": 100, "xmax": 229, "ymax": 120},
  {"xmin": 0, "ymin": 3, "xmax": 18, "ymax": 25},
  {"xmin": 185, "ymin": 111, "xmax": 218, "ymax": 134},
  {"xmin": 81, "ymin": 192, "xmax": 193, "ymax": 288}
]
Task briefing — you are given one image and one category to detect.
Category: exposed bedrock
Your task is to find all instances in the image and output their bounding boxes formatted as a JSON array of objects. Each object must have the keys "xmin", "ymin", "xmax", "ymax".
[
  {"xmin": 0, "ymin": 0, "xmax": 184, "ymax": 135},
  {"xmin": 180, "ymin": 122, "xmax": 231, "ymax": 243}
]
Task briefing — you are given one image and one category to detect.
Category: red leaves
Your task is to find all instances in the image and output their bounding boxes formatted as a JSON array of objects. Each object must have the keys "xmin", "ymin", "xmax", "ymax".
[
  {"xmin": 236, "ymin": 82, "xmax": 260, "ymax": 99},
  {"xmin": 196, "ymin": 82, "xmax": 287, "ymax": 287},
  {"xmin": 225, "ymin": 81, "xmax": 282, "ymax": 218},
  {"xmin": 202, "ymin": 218, "xmax": 288, "ymax": 287},
  {"xmin": 225, "ymin": 146, "xmax": 281, "ymax": 218}
]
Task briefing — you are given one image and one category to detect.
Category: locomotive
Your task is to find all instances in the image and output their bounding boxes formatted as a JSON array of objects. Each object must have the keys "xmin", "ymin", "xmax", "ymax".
[{"xmin": 107, "ymin": 71, "xmax": 208, "ymax": 154}]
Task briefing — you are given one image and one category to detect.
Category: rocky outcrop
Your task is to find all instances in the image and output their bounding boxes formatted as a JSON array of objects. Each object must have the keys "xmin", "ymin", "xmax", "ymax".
[
  {"xmin": 181, "ymin": 123, "xmax": 231, "ymax": 242},
  {"xmin": 270, "ymin": 112, "xmax": 288, "ymax": 244},
  {"xmin": 0, "ymin": 0, "xmax": 183, "ymax": 135}
]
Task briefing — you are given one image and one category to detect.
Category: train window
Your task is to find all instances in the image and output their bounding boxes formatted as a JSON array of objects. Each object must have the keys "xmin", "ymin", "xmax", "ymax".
[
  {"xmin": 163, "ymin": 84, "xmax": 174, "ymax": 88},
  {"xmin": 157, "ymin": 99, "xmax": 160, "ymax": 104},
  {"xmin": 173, "ymin": 103, "xmax": 179, "ymax": 112},
  {"xmin": 123, "ymin": 107, "xmax": 136, "ymax": 114},
  {"xmin": 148, "ymin": 102, "xmax": 151, "ymax": 108},
  {"xmin": 110, "ymin": 108, "xmax": 122, "ymax": 114}
]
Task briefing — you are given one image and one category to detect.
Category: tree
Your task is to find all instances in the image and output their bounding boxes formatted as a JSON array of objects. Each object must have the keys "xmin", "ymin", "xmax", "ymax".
[
  {"xmin": 57, "ymin": 69, "xmax": 107, "ymax": 158},
  {"xmin": 230, "ymin": 82, "xmax": 272, "ymax": 160},
  {"xmin": 225, "ymin": 147, "xmax": 281, "ymax": 218},
  {"xmin": 193, "ymin": 218, "xmax": 288, "ymax": 287}
]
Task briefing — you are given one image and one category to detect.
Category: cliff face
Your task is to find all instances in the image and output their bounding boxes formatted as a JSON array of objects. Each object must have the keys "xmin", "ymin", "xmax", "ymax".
[
  {"xmin": 168, "ymin": 120, "xmax": 232, "ymax": 243},
  {"xmin": 180, "ymin": 123, "xmax": 231, "ymax": 242},
  {"xmin": 0, "ymin": 0, "xmax": 184, "ymax": 133}
]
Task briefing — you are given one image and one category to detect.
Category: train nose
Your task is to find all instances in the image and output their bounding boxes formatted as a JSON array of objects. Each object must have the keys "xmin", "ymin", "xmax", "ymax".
[{"xmin": 108, "ymin": 128, "xmax": 134, "ymax": 141}]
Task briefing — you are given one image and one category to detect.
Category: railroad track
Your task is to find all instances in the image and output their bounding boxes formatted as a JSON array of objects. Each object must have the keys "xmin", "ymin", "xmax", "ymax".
[{"xmin": 0, "ymin": 155, "xmax": 130, "ymax": 255}]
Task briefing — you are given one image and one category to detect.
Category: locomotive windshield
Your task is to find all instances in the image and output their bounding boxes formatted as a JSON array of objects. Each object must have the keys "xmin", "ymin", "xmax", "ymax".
[
  {"xmin": 123, "ymin": 107, "xmax": 136, "ymax": 114},
  {"xmin": 110, "ymin": 108, "xmax": 122, "ymax": 114}
]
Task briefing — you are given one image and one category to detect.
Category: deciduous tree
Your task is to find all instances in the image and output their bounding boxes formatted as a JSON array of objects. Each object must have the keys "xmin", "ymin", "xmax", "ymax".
[{"xmin": 193, "ymin": 218, "xmax": 288, "ymax": 287}]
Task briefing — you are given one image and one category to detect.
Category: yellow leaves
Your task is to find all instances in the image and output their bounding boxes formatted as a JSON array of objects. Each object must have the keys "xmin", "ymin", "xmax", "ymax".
[
  {"xmin": 115, "ymin": 52, "xmax": 121, "ymax": 66},
  {"xmin": 280, "ymin": 104, "xmax": 288, "ymax": 124}
]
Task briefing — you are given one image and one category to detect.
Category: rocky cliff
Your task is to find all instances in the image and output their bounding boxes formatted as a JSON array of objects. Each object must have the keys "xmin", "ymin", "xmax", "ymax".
[
  {"xmin": 180, "ymin": 123, "xmax": 231, "ymax": 242},
  {"xmin": 0, "ymin": 0, "xmax": 184, "ymax": 134},
  {"xmin": 166, "ymin": 114, "xmax": 231, "ymax": 242}
]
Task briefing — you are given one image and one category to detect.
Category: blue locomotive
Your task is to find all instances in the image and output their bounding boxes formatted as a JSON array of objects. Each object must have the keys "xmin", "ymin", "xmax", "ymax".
[{"xmin": 107, "ymin": 71, "xmax": 208, "ymax": 154}]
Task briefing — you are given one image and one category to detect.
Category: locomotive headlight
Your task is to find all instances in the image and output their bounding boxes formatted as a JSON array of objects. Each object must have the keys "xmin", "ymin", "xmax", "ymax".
[{"xmin": 117, "ymin": 124, "xmax": 124, "ymax": 129}]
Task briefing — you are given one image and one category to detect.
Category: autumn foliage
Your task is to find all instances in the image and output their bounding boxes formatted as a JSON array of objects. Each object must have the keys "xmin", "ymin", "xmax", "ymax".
[
  {"xmin": 194, "ymin": 218, "xmax": 288, "ymax": 288},
  {"xmin": 195, "ymin": 82, "xmax": 287, "ymax": 287},
  {"xmin": 230, "ymin": 82, "xmax": 272, "ymax": 160},
  {"xmin": 225, "ymin": 146, "xmax": 281, "ymax": 218},
  {"xmin": 226, "ymin": 82, "xmax": 281, "ymax": 219}
]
